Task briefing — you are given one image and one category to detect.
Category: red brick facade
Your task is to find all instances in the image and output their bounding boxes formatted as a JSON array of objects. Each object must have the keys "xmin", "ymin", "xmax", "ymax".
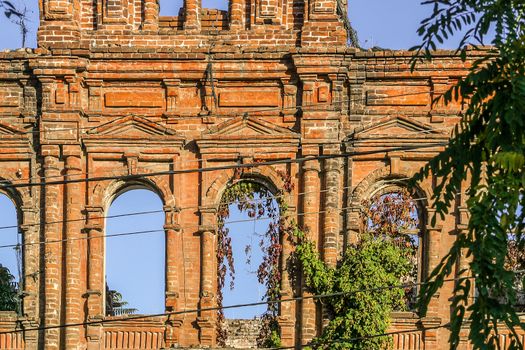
[{"xmin": 0, "ymin": 0, "xmax": 520, "ymax": 349}]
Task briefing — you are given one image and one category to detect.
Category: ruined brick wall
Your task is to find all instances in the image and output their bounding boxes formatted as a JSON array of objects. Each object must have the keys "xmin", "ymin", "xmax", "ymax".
[
  {"xmin": 0, "ymin": 1, "xmax": 519, "ymax": 350},
  {"xmin": 222, "ymin": 320, "xmax": 262, "ymax": 348}
]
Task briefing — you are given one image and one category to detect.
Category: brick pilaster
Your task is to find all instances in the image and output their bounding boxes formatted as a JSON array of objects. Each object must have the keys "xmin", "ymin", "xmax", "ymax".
[
  {"xmin": 42, "ymin": 147, "xmax": 62, "ymax": 350},
  {"xmin": 84, "ymin": 206, "xmax": 104, "ymax": 350},
  {"xmin": 165, "ymin": 206, "xmax": 183, "ymax": 347},
  {"xmin": 63, "ymin": 147, "xmax": 83, "ymax": 348},
  {"xmin": 198, "ymin": 218, "xmax": 217, "ymax": 346},
  {"xmin": 300, "ymin": 157, "xmax": 321, "ymax": 343},
  {"xmin": 322, "ymin": 157, "xmax": 340, "ymax": 267}
]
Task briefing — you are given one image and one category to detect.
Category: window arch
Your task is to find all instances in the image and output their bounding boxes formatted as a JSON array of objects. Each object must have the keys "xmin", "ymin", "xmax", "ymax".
[
  {"xmin": 0, "ymin": 192, "xmax": 21, "ymax": 312},
  {"xmin": 217, "ymin": 177, "xmax": 282, "ymax": 319},
  {"xmin": 362, "ymin": 182, "xmax": 427, "ymax": 311},
  {"xmin": 105, "ymin": 187, "xmax": 165, "ymax": 316}
]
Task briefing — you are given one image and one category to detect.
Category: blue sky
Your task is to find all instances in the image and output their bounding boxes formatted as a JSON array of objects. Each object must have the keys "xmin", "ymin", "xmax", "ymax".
[{"xmin": 0, "ymin": 0, "xmax": 472, "ymax": 318}]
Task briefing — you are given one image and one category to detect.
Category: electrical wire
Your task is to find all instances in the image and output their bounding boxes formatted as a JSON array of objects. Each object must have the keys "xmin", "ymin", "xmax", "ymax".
[
  {"xmin": 1, "ymin": 119, "xmax": 454, "ymax": 186},
  {"xmin": 0, "ymin": 177, "xmax": 420, "ymax": 232},
  {"xmin": 0, "ymin": 268, "xmax": 504, "ymax": 336},
  {"xmin": 0, "ymin": 142, "xmax": 448, "ymax": 190}
]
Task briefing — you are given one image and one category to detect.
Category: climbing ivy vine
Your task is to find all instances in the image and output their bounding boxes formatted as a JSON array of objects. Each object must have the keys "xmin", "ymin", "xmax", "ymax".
[
  {"xmin": 215, "ymin": 170, "xmax": 293, "ymax": 346},
  {"xmin": 215, "ymin": 170, "xmax": 419, "ymax": 349},
  {"xmin": 291, "ymin": 189, "xmax": 418, "ymax": 349}
]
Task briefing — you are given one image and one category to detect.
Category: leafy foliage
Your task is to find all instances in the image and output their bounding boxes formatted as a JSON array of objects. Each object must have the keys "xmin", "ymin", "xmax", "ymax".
[
  {"xmin": 216, "ymin": 170, "xmax": 293, "ymax": 346},
  {"xmin": 105, "ymin": 283, "xmax": 137, "ymax": 316},
  {"xmin": 291, "ymin": 191, "xmax": 417, "ymax": 349},
  {"xmin": 411, "ymin": 1, "xmax": 525, "ymax": 349},
  {"xmin": 363, "ymin": 189, "xmax": 421, "ymax": 310},
  {"xmin": 363, "ymin": 189, "xmax": 419, "ymax": 241},
  {"xmin": 0, "ymin": 264, "xmax": 19, "ymax": 312}
]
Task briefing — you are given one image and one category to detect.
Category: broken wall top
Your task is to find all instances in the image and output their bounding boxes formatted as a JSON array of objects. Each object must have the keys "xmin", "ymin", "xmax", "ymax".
[{"xmin": 37, "ymin": 0, "xmax": 349, "ymax": 51}]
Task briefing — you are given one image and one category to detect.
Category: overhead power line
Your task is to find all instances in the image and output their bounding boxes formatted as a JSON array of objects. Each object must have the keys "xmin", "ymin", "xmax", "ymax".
[
  {"xmin": 0, "ymin": 177, "xmax": 423, "ymax": 232},
  {"xmin": 0, "ymin": 142, "xmax": 448, "ymax": 190},
  {"xmin": 4, "ymin": 124, "xmax": 452, "ymax": 185},
  {"xmin": 0, "ymin": 268, "xmax": 494, "ymax": 336}
]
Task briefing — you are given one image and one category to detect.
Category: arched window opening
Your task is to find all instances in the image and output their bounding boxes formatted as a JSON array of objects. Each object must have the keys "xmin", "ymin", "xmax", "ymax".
[
  {"xmin": 0, "ymin": 193, "xmax": 21, "ymax": 312},
  {"xmin": 105, "ymin": 189, "xmax": 165, "ymax": 316},
  {"xmin": 363, "ymin": 188, "xmax": 423, "ymax": 311},
  {"xmin": 217, "ymin": 179, "xmax": 282, "ymax": 346},
  {"xmin": 221, "ymin": 197, "xmax": 276, "ymax": 319},
  {"xmin": 201, "ymin": 0, "xmax": 229, "ymax": 31}
]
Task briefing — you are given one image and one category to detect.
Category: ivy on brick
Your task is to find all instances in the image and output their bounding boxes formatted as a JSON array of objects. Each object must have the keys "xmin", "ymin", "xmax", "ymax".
[
  {"xmin": 290, "ymin": 190, "xmax": 418, "ymax": 349},
  {"xmin": 216, "ymin": 170, "xmax": 293, "ymax": 346}
]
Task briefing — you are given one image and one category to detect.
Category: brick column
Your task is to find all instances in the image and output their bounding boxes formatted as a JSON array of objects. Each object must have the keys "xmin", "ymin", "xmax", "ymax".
[
  {"xmin": 198, "ymin": 213, "xmax": 217, "ymax": 346},
  {"xmin": 456, "ymin": 205, "xmax": 472, "ymax": 350},
  {"xmin": 278, "ymin": 203, "xmax": 297, "ymax": 347},
  {"xmin": 425, "ymin": 208, "xmax": 443, "ymax": 317},
  {"xmin": 319, "ymin": 156, "xmax": 340, "ymax": 330},
  {"xmin": 422, "ymin": 210, "xmax": 443, "ymax": 350},
  {"xmin": 322, "ymin": 157, "xmax": 340, "ymax": 266},
  {"xmin": 229, "ymin": 0, "xmax": 243, "ymax": 29},
  {"xmin": 300, "ymin": 157, "xmax": 321, "ymax": 343},
  {"xmin": 143, "ymin": 0, "xmax": 159, "ymax": 30},
  {"xmin": 426, "ymin": 218, "xmax": 443, "ymax": 278},
  {"xmin": 184, "ymin": 0, "xmax": 201, "ymax": 31},
  {"xmin": 344, "ymin": 157, "xmax": 361, "ymax": 247},
  {"xmin": 84, "ymin": 206, "xmax": 104, "ymax": 350},
  {"xmin": 38, "ymin": 0, "xmax": 81, "ymax": 48},
  {"xmin": 19, "ymin": 206, "xmax": 39, "ymax": 349},
  {"xmin": 63, "ymin": 147, "xmax": 83, "ymax": 348},
  {"xmin": 165, "ymin": 206, "xmax": 183, "ymax": 347},
  {"xmin": 42, "ymin": 147, "xmax": 62, "ymax": 350}
]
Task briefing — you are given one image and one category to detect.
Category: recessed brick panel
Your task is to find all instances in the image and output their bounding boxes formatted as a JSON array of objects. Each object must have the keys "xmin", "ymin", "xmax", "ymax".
[
  {"xmin": 0, "ymin": 90, "xmax": 20, "ymax": 107},
  {"xmin": 104, "ymin": 91, "xmax": 165, "ymax": 108},
  {"xmin": 366, "ymin": 86, "xmax": 429, "ymax": 106},
  {"xmin": 218, "ymin": 89, "xmax": 280, "ymax": 107}
]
